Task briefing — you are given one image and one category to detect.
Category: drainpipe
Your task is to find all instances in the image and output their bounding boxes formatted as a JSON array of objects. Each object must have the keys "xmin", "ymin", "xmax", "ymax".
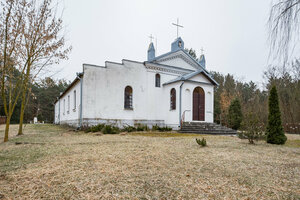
[
  {"xmin": 179, "ymin": 81, "xmax": 184, "ymax": 128},
  {"xmin": 77, "ymin": 72, "xmax": 83, "ymax": 128},
  {"xmin": 58, "ymin": 97, "xmax": 60, "ymax": 124}
]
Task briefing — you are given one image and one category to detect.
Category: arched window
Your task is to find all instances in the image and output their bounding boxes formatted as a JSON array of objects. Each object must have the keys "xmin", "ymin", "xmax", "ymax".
[
  {"xmin": 124, "ymin": 86, "xmax": 133, "ymax": 109},
  {"xmin": 155, "ymin": 74, "xmax": 160, "ymax": 87},
  {"xmin": 170, "ymin": 88, "xmax": 176, "ymax": 110}
]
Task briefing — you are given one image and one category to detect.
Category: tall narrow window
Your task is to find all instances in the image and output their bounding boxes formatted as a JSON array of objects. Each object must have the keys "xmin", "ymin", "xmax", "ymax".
[
  {"xmin": 73, "ymin": 90, "xmax": 76, "ymax": 110},
  {"xmin": 170, "ymin": 88, "xmax": 176, "ymax": 110},
  {"xmin": 124, "ymin": 86, "xmax": 133, "ymax": 109},
  {"xmin": 67, "ymin": 95, "xmax": 70, "ymax": 113},
  {"xmin": 155, "ymin": 74, "xmax": 160, "ymax": 87}
]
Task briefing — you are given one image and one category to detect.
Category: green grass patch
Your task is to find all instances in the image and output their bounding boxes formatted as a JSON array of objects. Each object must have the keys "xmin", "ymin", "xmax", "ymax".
[
  {"xmin": 0, "ymin": 124, "xmax": 71, "ymax": 173},
  {"xmin": 285, "ymin": 139, "xmax": 300, "ymax": 148},
  {"xmin": 1, "ymin": 145, "xmax": 47, "ymax": 173}
]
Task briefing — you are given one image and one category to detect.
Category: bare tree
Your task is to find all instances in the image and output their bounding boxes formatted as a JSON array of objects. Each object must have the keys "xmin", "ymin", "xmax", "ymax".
[
  {"xmin": 269, "ymin": 0, "xmax": 300, "ymax": 62},
  {"xmin": 17, "ymin": 0, "xmax": 71, "ymax": 135},
  {"xmin": 0, "ymin": 0, "xmax": 27, "ymax": 142}
]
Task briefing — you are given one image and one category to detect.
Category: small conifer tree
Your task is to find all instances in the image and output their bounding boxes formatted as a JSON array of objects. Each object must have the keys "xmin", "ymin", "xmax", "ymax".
[
  {"xmin": 266, "ymin": 86, "xmax": 287, "ymax": 144},
  {"xmin": 228, "ymin": 98, "xmax": 243, "ymax": 130},
  {"xmin": 239, "ymin": 112, "xmax": 264, "ymax": 144}
]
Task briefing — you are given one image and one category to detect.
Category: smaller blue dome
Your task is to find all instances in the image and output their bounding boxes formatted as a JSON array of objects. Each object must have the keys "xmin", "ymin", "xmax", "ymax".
[
  {"xmin": 171, "ymin": 37, "xmax": 184, "ymax": 52},
  {"xmin": 199, "ymin": 54, "xmax": 206, "ymax": 68},
  {"xmin": 147, "ymin": 42, "xmax": 155, "ymax": 61}
]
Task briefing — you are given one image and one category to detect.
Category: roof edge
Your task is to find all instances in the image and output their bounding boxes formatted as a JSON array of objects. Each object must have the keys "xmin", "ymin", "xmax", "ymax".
[{"xmin": 54, "ymin": 73, "xmax": 82, "ymax": 104}]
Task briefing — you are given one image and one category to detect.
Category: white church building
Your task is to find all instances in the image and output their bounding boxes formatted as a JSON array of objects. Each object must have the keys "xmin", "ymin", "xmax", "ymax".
[{"xmin": 54, "ymin": 37, "xmax": 218, "ymax": 130}]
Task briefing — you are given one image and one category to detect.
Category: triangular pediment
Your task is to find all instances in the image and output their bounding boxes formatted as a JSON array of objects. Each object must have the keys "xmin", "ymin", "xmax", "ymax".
[
  {"xmin": 163, "ymin": 69, "xmax": 218, "ymax": 86},
  {"xmin": 152, "ymin": 50, "xmax": 204, "ymax": 71},
  {"xmin": 189, "ymin": 73, "xmax": 211, "ymax": 84}
]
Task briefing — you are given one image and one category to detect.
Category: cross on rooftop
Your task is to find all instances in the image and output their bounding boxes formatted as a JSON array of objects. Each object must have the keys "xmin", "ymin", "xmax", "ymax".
[
  {"xmin": 172, "ymin": 18, "xmax": 184, "ymax": 38},
  {"xmin": 201, "ymin": 47, "xmax": 205, "ymax": 54},
  {"xmin": 148, "ymin": 34, "xmax": 154, "ymax": 43}
]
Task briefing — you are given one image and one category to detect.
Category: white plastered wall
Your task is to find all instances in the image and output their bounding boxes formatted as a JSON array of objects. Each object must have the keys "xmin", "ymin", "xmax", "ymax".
[
  {"xmin": 81, "ymin": 61, "xmax": 182, "ymax": 128},
  {"xmin": 54, "ymin": 81, "xmax": 81, "ymax": 126},
  {"xmin": 180, "ymin": 73, "xmax": 214, "ymax": 123}
]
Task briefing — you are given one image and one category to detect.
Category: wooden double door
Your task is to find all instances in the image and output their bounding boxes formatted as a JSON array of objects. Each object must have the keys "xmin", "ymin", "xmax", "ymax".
[{"xmin": 193, "ymin": 87, "xmax": 205, "ymax": 121}]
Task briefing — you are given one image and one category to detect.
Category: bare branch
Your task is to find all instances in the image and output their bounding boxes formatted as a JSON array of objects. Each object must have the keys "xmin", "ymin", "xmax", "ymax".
[{"xmin": 269, "ymin": 0, "xmax": 300, "ymax": 63}]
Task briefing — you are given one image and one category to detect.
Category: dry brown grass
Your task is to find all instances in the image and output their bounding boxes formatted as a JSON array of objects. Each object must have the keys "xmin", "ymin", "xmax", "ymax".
[{"xmin": 0, "ymin": 124, "xmax": 300, "ymax": 199}]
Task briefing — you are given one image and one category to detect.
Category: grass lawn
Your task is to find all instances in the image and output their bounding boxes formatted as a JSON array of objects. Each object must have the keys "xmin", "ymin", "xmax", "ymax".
[{"xmin": 0, "ymin": 124, "xmax": 299, "ymax": 199}]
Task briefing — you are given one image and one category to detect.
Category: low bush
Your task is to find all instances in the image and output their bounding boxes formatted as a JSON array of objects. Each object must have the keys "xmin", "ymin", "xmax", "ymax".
[
  {"xmin": 101, "ymin": 125, "xmax": 120, "ymax": 134},
  {"xmin": 152, "ymin": 124, "xmax": 172, "ymax": 132},
  {"xmin": 80, "ymin": 125, "xmax": 90, "ymax": 133},
  {"xmin": 239, "ymin": 112, "xmax": 265, "ymax": 144},
  {"xmin": 91, "ymin": 124, "xmax": 105, "ymax": 132},
  {"xmin": 84, "ymin": 124, "xmax": 105, "ymax": 133},
  {"xmin": 122, "ymin": 125, "xmax": 136, "ymax": 132},
  {"xmin": 84, "ymin": 124, "xmax": 120, "ymax": 134},
  {"xmin": 159, "ymin": 126, "xmax": 172, "ymax": 132},
  {"xmin": 136, "ymin": 124, "xmax": 149, "ymax": 131},
  {"xmin": 152, "ymin": 125, "xmax": 160, "ymax": 131},
  {"xmin": 196, "ymin": 138, "xmax": 207, "ymax": 147}
]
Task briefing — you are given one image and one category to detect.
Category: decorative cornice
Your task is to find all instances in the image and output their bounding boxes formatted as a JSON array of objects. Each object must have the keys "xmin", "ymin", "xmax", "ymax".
[
  {"xmin": 145, "ymin": 64, "xmax": 186, "ymax": 75},
  {"xmin": 156, "ymin": 52, "xmax": 201, "ymax": 70},
  {"xmin": 145, "ymin": 62, "xmax": 193, "ymax": 75}
]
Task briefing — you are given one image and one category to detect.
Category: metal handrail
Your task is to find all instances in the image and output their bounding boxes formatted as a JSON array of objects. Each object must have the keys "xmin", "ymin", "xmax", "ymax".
[{"xmin": 181, "ymin": 110, "xmax": 191, "ymax": 127}]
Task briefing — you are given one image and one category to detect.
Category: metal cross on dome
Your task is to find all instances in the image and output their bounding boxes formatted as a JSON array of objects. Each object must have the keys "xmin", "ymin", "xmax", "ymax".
[
  {"xmin": 172, "ymin": 18, "xmax": 184, "ymax": 38},
  {"xmin": 149, "ymin": 34, "xmax": 154, "ymax": 43},
  {"xmin": 201, "ymin": 47, "xmax": 204, "ymax": 54}
]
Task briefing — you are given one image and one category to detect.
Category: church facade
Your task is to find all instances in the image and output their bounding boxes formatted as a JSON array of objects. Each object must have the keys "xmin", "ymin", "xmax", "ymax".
[{"xmin": 54, "ymin": 37, "xmax": 218, "ymax": 129}]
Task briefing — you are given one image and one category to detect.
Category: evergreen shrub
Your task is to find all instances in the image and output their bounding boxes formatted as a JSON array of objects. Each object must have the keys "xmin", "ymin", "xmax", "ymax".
[
  {"xmin": 228, "ymin": 98, "xmax": 243, "ymax": 130},
  {"xmin": 266, "ymin": 86, "xmax": 287, "ymax": 144}
]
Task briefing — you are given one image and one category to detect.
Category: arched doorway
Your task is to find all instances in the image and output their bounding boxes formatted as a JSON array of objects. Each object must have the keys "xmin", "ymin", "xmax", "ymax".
[{"xmin": 193, "ymin": 87, "xmax": 205, "ymax": 121}]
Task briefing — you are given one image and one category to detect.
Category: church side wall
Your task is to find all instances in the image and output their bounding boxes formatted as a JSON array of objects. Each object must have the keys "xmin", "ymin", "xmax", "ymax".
[
  {"xmin": 81, "ymin": 62, "xmax": 184, "ymax": 129},
  {"xmin": 54, "ymin": 102, "xmax": 59, "ymax": 124},
  {"xmin": 55, "ymin": 81, "xmax": 81, "ymax": 126},
  {"xmin": 82, "ymin": 62, "xmax": 152, "ymax": 127}
]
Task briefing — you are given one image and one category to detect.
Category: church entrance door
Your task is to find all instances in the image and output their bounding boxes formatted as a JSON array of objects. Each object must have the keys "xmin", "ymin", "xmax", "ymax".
[{"xmin": 193, "ymin": 87, "xmax": 205, "ymax": 121}]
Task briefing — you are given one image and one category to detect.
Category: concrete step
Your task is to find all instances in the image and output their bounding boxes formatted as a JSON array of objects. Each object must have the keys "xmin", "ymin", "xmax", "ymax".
[
  {"xmin": 180, "ymin": 122, "xmax": 237, "ymax": 135},
  {"xmin": 178, "ymin": 130, "xmax": 237, "ymax": 135},
  {"xmin": 180, "ymin": 125, "xmax": 233, "ymax": 129},
  {"xmin": 180, "ymin": 128, "xmax": 236, "ymax": 132}
]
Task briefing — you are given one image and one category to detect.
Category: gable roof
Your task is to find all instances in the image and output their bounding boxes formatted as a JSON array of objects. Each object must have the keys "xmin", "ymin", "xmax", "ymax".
[
  {"xmin": 54, "ymin": 73, "xmax": 83, "ymax": 104},
  {"xmin": 163, "ymin": 69, "xmax": 219, "ymax": 86}
]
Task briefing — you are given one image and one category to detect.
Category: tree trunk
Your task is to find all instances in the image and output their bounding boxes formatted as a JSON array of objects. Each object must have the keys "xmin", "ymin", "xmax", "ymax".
[
  {"xmin": 4, "ymin": 115, "xmax": 11, "ymax": 142},
  {"xmin": 18, "ymin": 62, "xmax": 31, "ymax": 135},
  {"xmin": 18, "ymin": 88, "xmax": 27, "ymax": 135}
]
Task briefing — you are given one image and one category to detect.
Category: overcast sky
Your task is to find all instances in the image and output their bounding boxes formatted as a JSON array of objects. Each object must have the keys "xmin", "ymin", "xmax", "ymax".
[{"xmin": 53, "ymin": 0, "xmax": 273, "ymax": 85}]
